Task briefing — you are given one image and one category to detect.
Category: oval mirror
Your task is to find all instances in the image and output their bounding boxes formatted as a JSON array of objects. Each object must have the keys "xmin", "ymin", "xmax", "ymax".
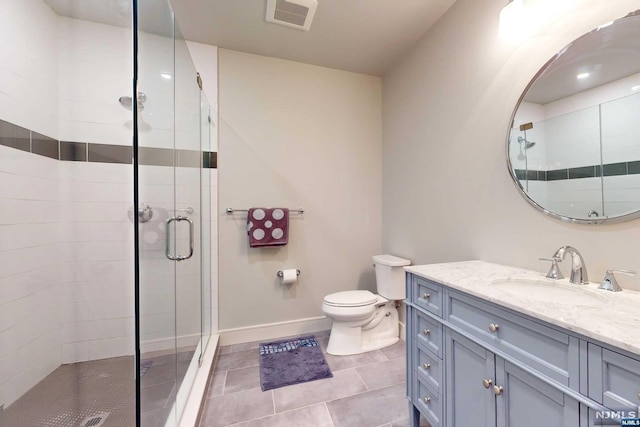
[{"xmin": 507, "ymin": 10, "xmax": 640, "ymax": 224}]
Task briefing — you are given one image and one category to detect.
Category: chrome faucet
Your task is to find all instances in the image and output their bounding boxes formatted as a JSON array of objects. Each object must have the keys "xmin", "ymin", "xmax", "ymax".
[{"xmin": 552, "ymin": 246, "xmax": 589, "ymax": 285}]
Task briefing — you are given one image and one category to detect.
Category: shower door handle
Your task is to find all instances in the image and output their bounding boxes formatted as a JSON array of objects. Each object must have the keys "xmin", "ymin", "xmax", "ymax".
[{"xmin": 165, "ymin": 216, "xmax": 195, "ymax": 262}]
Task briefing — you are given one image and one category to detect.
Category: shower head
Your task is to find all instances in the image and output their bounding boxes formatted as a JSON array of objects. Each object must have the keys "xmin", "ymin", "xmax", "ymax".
[
  {"xmin": 119, "ymin": 92, "xmax": 146, "ymax": 111},
  {"xmin": 517, "ymin": 136, "xmax": 536, "ymax": 149}
]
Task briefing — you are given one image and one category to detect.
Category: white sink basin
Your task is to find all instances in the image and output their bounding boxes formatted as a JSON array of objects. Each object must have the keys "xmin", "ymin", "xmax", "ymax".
[{"xmin": 490, "ymin": 277, "xmax": 608, "ymax": 307}]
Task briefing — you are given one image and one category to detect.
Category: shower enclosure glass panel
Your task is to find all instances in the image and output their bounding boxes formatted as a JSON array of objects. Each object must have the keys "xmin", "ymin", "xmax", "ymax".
[
  {"xmin": 137, "ymin": 0, "xmax": 211, "ymax": 425},
  {"xmin": 1, "ymin": 1, "xmax": 213, "ymax": 425},
  {"xmin": 201, "ymin": 93, "xmax": 213, "ymax": 353}
]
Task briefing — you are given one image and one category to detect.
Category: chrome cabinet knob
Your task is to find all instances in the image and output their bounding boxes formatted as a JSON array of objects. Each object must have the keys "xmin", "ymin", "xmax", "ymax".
[
  {"xmin": 489, "ymin": 323, "xmax": 499, "ymax": 333},
  {"xmin": 422, "ymin": 328, "xmax": 430, "ymax": 336},
  {"xmin": 423, "ymin": 363, "xmax": 431, "ymax": 370},
  {"xmin": 423, "ymin": 396, "xmax": 431, "ymax": 404},
  {"xmin": 482, "ymin": 379, "xmax": 493, "ymax": 389},
  {"xmin": 493, "ymin": 385, "xmax": 504, "ymax": 395},
  {"xmin": 423, "ymin": 292, "xmax": 430, "ymax": 300}
]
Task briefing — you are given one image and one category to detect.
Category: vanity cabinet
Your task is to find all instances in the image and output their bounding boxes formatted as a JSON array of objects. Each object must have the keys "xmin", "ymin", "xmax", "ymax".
[
  {"xmin": 405, "ymin": 271, "xmax": 640, "ymax": 427},
  {"xmin": 588, "ymin": 344, "xmax": 640, "ymax": 410},
  {"xmin": 443, "ymin": 327, "xmax": 580, "ymax": 427}
]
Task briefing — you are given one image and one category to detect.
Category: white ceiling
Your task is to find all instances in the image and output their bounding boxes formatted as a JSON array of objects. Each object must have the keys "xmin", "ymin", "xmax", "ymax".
[
  {"xmin": 169, "ymin": 0, "xmax": 456, "ymax": 76},
  {"xmin": 41, "ymin": 2, "xmax": 640, "ymax": 97},
  {"xmin": 43, "ymin": 0, "xmax": 456, "ymax": 75}
]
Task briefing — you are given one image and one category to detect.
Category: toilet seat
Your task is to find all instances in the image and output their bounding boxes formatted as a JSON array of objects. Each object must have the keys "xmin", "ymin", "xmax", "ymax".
[{"xmin": 323, "ymin": 290, "xmax": 378, "ymax": 307}]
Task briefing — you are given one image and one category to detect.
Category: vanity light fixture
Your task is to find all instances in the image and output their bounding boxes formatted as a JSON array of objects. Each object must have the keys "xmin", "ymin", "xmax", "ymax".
[
  {"xmin": 576, "ymin": 72, "xmax": 590, "ymax": 80},
  {"xmin": 499, "ymin": 0, "xmax": 526, "ymax": 39}
]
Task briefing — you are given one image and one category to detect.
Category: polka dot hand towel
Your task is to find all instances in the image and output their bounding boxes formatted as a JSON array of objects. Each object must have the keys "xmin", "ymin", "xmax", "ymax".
[{"xmin": 247, "ymin": 208, "xmax": 289, "ymax": 247}]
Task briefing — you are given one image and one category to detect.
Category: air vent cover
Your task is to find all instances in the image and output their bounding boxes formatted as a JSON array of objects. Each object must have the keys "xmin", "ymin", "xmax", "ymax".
[{"xmin": 266, "ymin": 0, "xmax": 318, "ymax": 31}]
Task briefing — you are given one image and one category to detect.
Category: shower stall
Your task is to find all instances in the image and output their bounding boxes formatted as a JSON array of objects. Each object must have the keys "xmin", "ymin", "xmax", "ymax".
[{"xmin": 0, "ymin": 0, "xmax": 218, "ymax": 426}]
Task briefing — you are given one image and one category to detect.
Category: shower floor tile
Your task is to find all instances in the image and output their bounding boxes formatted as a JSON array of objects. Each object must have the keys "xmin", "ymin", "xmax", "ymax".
[
  {"xmin": 4, "ymin": 348, "xmax": 196, "ymax": 427},
  {"xmin": 4, "ymin": 356, "xmax": 135, "ymax": 427}
]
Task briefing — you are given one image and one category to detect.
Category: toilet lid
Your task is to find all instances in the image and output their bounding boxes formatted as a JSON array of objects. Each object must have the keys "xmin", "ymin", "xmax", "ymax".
[{"xmin": 324, "ymin": 290, "xmax": 378, "ymax": 307}]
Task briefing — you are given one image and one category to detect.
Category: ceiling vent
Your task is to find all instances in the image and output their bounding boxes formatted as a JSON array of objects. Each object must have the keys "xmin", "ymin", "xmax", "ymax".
[{"xmin": 266, "ymin": 0, "xmax": 318, "ymax": 31}]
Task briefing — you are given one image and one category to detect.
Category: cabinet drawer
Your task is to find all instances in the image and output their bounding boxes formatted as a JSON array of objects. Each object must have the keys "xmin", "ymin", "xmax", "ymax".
[
  {"xmin": 412, "ymin": 276, "xmax": 443, "ymax": 317},
  {"xmin": 589, "ymin": 345, "xmax": 640, "ymax": 409},
  {"xmin": 414, "ymin": 308, "xmax": 442, "ymax": 358},
  {"xmin": 447, "ymin": 290, "xmax": 579, "ymax": 388},
  {"xmin": 414, "ymin": 377, "xmax": 442, "ymax": 427},
  {"xmin": 415, "ymin": 341, "xmax": 442, "ymax": 392}
]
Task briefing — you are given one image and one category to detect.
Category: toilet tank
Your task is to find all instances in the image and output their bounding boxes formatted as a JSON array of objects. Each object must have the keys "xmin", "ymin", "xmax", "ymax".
[{"xmin": 373, "ymin": 254, "xmax": 411, "ymax": 300}]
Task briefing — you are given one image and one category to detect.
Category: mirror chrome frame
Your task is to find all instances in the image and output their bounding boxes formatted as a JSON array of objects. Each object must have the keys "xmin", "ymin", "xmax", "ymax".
[{"xmin": 505, "ymin": 10, "xmax": 640, "ymax": 225}]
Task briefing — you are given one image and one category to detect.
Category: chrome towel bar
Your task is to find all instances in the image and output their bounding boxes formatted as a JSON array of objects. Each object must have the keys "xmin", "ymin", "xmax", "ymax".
[{"xmin": 226, "ymin": 207, "xmax": 305, "ymax": 215}]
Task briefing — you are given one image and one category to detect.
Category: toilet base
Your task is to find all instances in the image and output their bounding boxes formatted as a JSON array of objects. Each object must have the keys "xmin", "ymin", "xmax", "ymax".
[{"xmin": 326, "ymin": 302, "xmax": 399, "ymax": 356}]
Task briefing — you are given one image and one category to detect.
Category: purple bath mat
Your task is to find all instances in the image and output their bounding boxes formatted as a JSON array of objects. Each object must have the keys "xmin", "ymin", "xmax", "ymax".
[{"xmin": 259, "ymin": 335, "xmax": 333, "ymax": 391}]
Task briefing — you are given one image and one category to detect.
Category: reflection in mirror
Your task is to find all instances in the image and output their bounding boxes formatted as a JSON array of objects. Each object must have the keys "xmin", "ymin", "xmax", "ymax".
[{"xmin": 508, "ymin": 11, "xmax": 640, "ymax": 223}]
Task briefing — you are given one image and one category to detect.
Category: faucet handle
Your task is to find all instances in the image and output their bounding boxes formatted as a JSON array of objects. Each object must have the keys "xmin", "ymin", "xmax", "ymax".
[
  {"xmin": 539, "ymin": 257, "xmax": 564, "ymax": 280},
  {"xmin": 599, "ymin": 269, "xmax": 636, "ymax": 292}
]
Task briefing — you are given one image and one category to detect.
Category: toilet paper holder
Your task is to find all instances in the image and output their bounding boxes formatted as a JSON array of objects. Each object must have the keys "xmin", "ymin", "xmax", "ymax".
[{"xmin": 277, "ymin": 269, "xmax": 301, "ymax": 278}]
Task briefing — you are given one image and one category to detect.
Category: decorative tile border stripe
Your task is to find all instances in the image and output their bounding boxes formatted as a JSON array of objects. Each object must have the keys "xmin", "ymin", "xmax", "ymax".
[
  {"xmin": 0, "ymin": 119, "xmax": 217, "ymax": 168},
  {"xmin": 515, "ymin": 161, "xmax": 640, "ymax": 182}
]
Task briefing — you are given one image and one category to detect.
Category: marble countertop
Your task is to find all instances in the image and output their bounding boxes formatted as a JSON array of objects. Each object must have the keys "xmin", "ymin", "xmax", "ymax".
[{"xmin": 405, "ymin": 260, "xmax": 640, "ymax": 356}]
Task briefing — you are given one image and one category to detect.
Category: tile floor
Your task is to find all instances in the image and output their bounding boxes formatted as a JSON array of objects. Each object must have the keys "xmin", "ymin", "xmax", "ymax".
[
  {"xmin": 3, "ymin": 348, "xmax": 195, "ymax": 427},
  {"xmin": 198, "ymin": 332, "xmax": 431, "ymax": 427},
  {"xmin": 4, "ymin": 356, "xmax": 135, "ymax": 427}
]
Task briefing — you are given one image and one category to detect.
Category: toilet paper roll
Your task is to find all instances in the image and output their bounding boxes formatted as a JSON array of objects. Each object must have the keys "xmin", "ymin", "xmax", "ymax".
[{"xmin": 281, "ymin": 269, "xmax": 298, "ymax": 285}]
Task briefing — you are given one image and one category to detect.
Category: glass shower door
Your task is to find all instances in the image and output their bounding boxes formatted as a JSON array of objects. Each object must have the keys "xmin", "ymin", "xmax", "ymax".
[
  {"xmin": 136, "ymin": 0, "xmax": 179, "ymax": 425},
  {"xmin": 136, "ymin": 0, "xmax": 207, "ymax": 425},
  {"xmin": 172, "ymin": 24, "xmax": 205, "ymax": 421}
]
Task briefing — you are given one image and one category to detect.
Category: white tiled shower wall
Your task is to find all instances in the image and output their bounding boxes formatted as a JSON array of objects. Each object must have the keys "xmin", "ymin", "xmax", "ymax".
[
  {"xmin": 514, "ymin": 73, "xmax": 640, "ymax": 219},
  {"xmin": 0, "ymin": 146, "xmax": 62, "ymax": 409},
  {"xmin": 0, "ymin": 0, "xmax": 223, "ymax": 408},
  {"xmin": 0, "ymin": 0, "xmax": 135, "ymax": 407}
]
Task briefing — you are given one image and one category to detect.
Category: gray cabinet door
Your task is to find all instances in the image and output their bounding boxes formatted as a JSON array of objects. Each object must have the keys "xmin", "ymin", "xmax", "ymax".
[
  {"xmin": 495, "ymin": 358, "xmax": 580, "ymax": 427},
  {"xmin": 588, "ymin": 343, "xmax": 640, "ymax": 411},
  {"xmin": 445, "ymin": 329, "xmax": 496, "ymax": 427}
]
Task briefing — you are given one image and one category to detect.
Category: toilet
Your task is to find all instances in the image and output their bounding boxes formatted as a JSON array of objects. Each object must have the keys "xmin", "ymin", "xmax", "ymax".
[{"xmin": 322, "ymin": 254, "xmax": 411, "ymax": 355}]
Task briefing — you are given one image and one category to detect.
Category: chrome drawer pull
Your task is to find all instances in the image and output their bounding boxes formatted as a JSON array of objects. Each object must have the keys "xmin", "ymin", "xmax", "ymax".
[
  {"xmin": 422, "ymin": 328, "xmax": 430, "ymax": 336},
  {"xmin": 482, "ymin": 379, "xmax": 493, "ymax": 389},
  {"xmin": 423, "ymin": 292, "xmax": 430, "ymax": 300},
  {"xmin": 489, "ymin": 323, "xmax": 500, "ymax": 333},
  {"xmin": 423, "ymin": 396, "xmax": 431, "ymax": 404},
  {"xmin": 423, "ymin": 363, "xmax": 431, "ymax": 370},
  {"xmin": 493, "ymin": 385, "xmax": 504, "ymax": 395}
]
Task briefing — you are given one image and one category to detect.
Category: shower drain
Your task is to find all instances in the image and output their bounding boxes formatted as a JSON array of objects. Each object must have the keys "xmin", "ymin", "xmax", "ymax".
[{"xmin": 80, "ymin": 412, "xmax": 110, "ymax": 427}]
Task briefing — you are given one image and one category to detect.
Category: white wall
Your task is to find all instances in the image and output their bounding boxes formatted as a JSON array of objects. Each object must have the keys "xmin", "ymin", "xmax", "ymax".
[
  {"xmin": 382, "ymin": 0, "xmax": 640, "ymax": 291},
  {"xmin": 56, "ymin": 16, "xmax": 134, "ymax": 364},
  {"xmin": 57, "ymin": 17, "xmax": 132, "ymax": 144},
  {"xmin": 0, "ymin": 146, "xmax": 62, "ymax": 408},
  {"xmin": 0, "ymin": 0, "xmax": 58, "ymax": 137},
  {"xmin": 58, "ymin": 161, "xmax": 134, "ymax": 363},
  {"xmin": 0, "ymin": 0, "xmax": 61, "ymax": 408},
  {"xmin": 218, "ymin": 49, "xmax": 382, "ymax": 330}
]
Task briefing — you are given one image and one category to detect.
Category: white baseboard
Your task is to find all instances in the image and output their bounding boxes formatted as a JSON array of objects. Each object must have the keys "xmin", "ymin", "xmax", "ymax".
[
  {"xmin": 141, "ymin": 333, "xmax": 201, "ymax": 354},
  {"xmin": 218, "ymin": 316, "xmax": 332, "ymax": 346}
]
